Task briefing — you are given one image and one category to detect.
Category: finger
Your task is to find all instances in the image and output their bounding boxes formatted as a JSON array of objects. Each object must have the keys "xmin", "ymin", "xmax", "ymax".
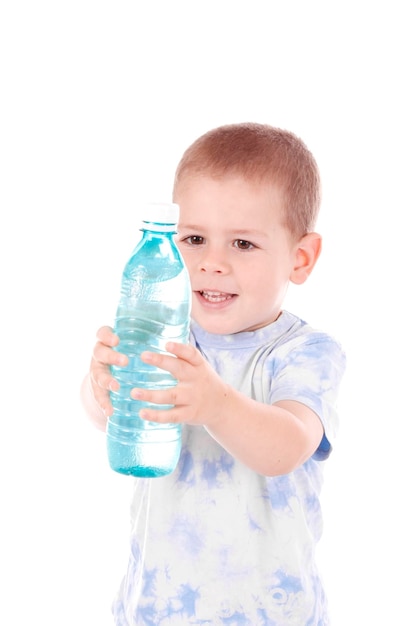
[
  {"xmin": 139, "ymin": 344, "xmax": 201, "ymax": 376},
  {"xmin": 139, "ymin": 406, "xmax": 181, "ymax": 424},
  {"xmin": 165, "ymin": 341, "xmax": 202, "ymax": 365},
  {"xmin": 91, "ymin": 366, "xmax": 120, "ymax": 393},
  {"xmin": 93, "ymin": 342, "xmax": 128, "ymax": 368},
  {"xmin": 95, "ymin": 389, "xmax": 114, "ymax": 417},
  {"xmin": 96, "ymin": 325, "xmax": 119, "ymax": 347},
  {"xmin": 140, "ymin": 351, "xmax": 180, "ymax": 377},
  {"xmin": 131, "ymin": 386, "xmax": 180, "ymax": 406},
  {"xmin": 87, "ymin": 372, "xmax": 114, "ymax": 417}
]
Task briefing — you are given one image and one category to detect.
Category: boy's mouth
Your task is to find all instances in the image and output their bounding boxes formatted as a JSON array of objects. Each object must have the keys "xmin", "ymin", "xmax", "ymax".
[{"xmin": 199, "ymin": 290, "xmax": 234, "ymax": 303}]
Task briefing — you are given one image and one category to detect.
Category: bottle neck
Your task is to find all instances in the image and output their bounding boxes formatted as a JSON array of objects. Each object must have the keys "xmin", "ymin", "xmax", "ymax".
[{"xmin": 141, "ymin": 221, "xmax": 176, "ymax": 234}]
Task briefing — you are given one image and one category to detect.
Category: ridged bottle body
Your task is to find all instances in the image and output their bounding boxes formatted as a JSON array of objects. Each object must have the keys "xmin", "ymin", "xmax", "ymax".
[{"xmin": 107, "ymin": 217, "xmax": 191, "ymax": 477}]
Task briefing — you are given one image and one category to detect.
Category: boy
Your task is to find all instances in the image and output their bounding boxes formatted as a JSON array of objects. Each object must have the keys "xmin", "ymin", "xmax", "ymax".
[{"xmin": 81, "ymin": 122, "xmax": 346, "ymax": 625}]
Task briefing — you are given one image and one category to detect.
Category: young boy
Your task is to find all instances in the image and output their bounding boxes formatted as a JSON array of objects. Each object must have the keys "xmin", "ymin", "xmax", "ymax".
[{"xmin": 81, "ymin": 122, "xmax": 346, "ymax": 625}]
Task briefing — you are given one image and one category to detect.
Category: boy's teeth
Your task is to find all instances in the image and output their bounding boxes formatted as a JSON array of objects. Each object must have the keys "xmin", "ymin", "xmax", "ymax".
[{"xmin": 201, "ymin": 290, "xmax": 232, "ymax": 302}]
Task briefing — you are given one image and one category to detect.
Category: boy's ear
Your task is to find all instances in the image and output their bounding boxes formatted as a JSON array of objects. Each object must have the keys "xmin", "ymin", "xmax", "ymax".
[{"xmin": 290, "ymin": 232, "xmax": 322, "ymax": 285}]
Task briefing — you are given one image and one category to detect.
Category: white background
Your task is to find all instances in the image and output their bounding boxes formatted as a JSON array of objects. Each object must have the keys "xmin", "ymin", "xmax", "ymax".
[{"xmin": 1, "ymin": 2, "xmax": 416, "ymax": 624}]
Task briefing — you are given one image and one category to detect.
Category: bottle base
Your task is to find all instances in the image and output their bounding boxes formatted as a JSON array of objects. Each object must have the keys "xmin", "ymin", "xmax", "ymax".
[
  {"xmin": 107, "ymin": 436, "xmax": 181, "ymax": 478},
  {"xmin": 109, "ymin": 463, "xmax": 175, "ymax": 478}
]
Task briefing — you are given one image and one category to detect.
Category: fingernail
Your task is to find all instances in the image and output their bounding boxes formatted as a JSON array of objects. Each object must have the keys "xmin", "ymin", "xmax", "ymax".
[{"xmin": 109, "ymin": 380, "xmax": 119, "ymax": 392}]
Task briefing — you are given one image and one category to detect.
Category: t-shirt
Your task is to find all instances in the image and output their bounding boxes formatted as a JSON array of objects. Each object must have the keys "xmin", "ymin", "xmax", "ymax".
[{"xmin": 112, "ymin": 311, "xmax": 346, "ymax": 625}]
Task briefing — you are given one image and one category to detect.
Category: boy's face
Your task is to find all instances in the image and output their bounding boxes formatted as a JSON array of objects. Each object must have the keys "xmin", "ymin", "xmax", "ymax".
[{"xmin": 175, "ymin": 175, "xmax": 301, "ymax": 335}]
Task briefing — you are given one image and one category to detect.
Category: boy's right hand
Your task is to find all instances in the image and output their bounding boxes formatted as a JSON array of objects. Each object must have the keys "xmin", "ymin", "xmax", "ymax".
[{"xmin": 84, "ymin": 325, "xmax": 129, "ymax": 428}]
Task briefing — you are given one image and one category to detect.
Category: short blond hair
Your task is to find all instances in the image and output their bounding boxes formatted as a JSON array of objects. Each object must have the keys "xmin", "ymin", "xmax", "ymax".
[{"xmin": 173, "ymin": 122, "xmax": 321, "ymax": 240}]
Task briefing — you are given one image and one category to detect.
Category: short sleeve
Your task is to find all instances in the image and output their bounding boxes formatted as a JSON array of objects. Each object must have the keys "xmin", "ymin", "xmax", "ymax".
[{"xmin": 269, "ymin": 334, "xmax": 346, "ymax": 460}]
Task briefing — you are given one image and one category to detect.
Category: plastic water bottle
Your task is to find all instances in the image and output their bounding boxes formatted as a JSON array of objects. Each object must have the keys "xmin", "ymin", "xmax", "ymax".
[{"xmin": 107, "ymin": 202, "xmax": 191, "ymax": 478}]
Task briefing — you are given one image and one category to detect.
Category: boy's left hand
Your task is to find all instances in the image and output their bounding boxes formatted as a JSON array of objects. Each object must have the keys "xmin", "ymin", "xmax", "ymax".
[{"xmin": 130, "ymin": 342, "xmax": 228, "ymax": 427}]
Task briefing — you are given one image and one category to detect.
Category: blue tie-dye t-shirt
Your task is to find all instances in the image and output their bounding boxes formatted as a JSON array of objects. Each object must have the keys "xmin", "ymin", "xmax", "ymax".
[{"xmin": 112, "ymin": 311, "xmax": 346, "ymax": 626}]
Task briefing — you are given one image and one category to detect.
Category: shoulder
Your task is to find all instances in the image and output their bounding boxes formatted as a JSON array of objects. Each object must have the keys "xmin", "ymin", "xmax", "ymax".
[
  {"xmin": 268, "ymin": 311, "xmax": 345, "ymax": 363},
  {"xmin": 264, "ymin": 313, "xmax": 347, "ymax": 392}
]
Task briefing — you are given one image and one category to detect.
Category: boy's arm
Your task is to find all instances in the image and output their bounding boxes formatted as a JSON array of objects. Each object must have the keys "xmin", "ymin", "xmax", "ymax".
[
  {"xmin": 133, "ymin": 342, "xmax": 324, "ymax": 477},
  {"xmin": 205, "ymin": 393, "xmax": 324, "ymax": 476}
]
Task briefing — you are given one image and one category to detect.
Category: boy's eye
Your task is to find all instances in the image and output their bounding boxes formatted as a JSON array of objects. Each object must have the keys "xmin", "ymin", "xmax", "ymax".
[
  {"xmin": 185, "ymin": 235, "xmax": 205, "ymax": 245},
  {"xmin": 234, "ymin": 239, "xmax": 253, "ymax": 250}
]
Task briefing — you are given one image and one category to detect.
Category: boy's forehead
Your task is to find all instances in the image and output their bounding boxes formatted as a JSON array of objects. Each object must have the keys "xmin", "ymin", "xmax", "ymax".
[
  {"xmin": 176, "ymin": 177, "xmax": 286, "ymax": 229},
  {"xmin": 177, "ymin": 207, "xmax": 288, "ymax": 243}
]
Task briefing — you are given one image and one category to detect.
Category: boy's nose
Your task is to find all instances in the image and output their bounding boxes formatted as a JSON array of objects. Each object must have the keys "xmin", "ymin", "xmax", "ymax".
[{"xmin": 198, "ymin": 249, "xmax": 229, "ymax": 274}]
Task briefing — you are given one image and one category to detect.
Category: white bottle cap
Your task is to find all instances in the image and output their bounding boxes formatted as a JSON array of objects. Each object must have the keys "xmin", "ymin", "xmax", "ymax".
[{"xmin": 142, "ymin": 202, "xmax": 180, "ymax": 225}]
